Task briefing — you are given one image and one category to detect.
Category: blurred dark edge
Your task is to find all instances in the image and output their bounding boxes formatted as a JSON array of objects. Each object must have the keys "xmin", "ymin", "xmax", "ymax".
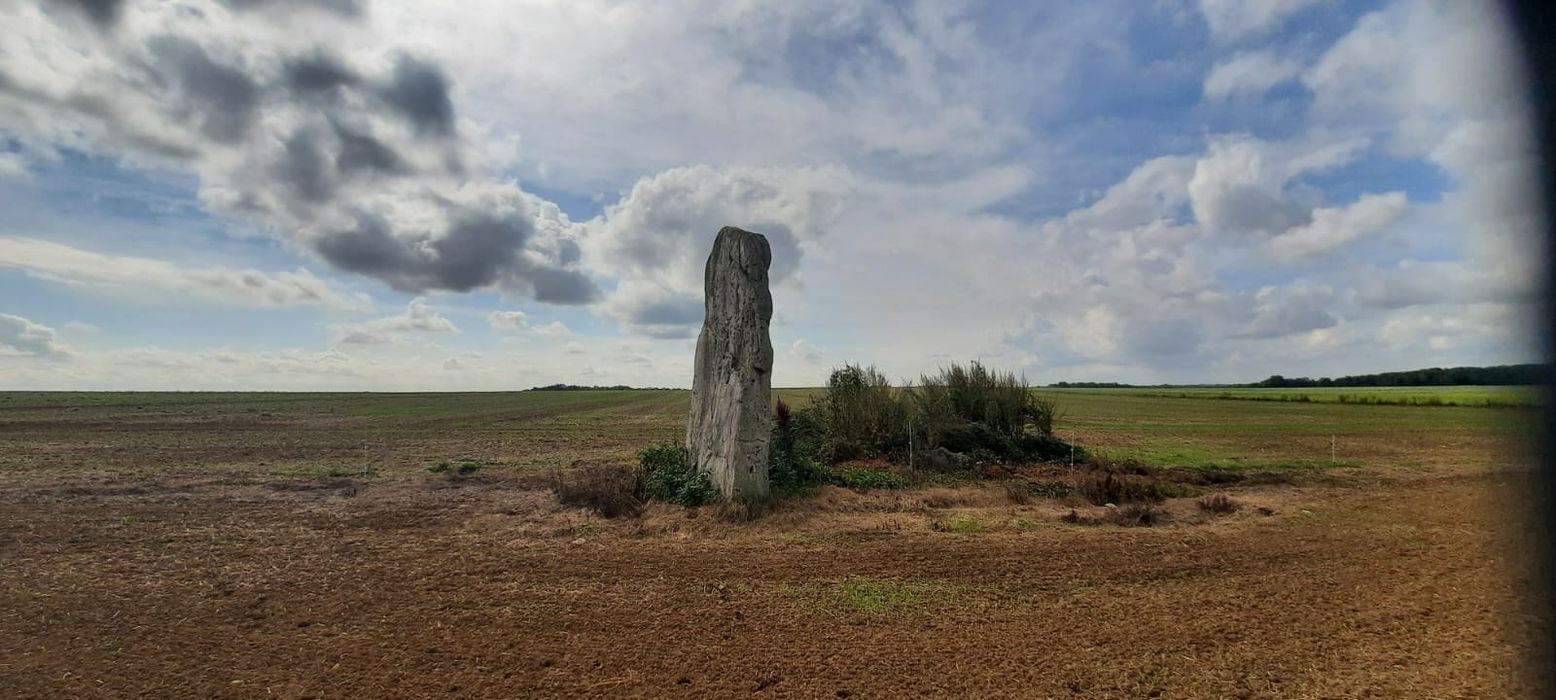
[{"xmin": 1505, "ymin": 1, "xmax": 1556, "ymax": 696}]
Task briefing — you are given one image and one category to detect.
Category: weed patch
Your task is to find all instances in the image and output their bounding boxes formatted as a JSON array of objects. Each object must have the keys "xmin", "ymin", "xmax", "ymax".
[
  {"xmin": 1197, "ymin": 494, "xmax": 1240, "ymax": 515},
  {"xmin": 1110, "ymin": 503, "xmax": 1167, "ymax": 527},
  {"xmin": 931, "ymin": 515, "xmax": 982, "ymax": 533},
  {"xmin": 1079, "ymin": 471, "xmax": 1192, "ymax": 505},
  {"xmin": 824, "ymin": 577, "xmax": 951, "ymax": 615},
  {"xmin": 551, "ymin": 465, "xmax": 644, "ymax": 519},
  {"xmin": 428, "ymin": 459, "xmax": 482, "ymax": 478}
]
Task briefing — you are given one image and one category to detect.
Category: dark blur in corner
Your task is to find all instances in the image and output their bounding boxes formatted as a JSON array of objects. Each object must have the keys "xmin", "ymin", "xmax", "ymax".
[{"xmin": 1504, "ymin": 1, "xmax": 1556, "ymax": 696}]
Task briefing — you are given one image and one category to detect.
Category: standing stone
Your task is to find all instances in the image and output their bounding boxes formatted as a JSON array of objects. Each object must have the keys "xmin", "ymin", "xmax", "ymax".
[{"xmin": 686, "ymin": 226, "xmax": 774, "ymax": 501}]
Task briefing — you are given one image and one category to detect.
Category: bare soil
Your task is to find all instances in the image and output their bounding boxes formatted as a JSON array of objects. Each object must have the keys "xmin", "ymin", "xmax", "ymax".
[{"xmin": 0, "ymin": 391, "xmax": 1545, "ymax": 698}]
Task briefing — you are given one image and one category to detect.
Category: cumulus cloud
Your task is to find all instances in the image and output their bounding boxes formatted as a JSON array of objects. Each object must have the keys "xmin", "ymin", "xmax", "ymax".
[
  {"xmin": 486, "ymin": 310, "xmax": 529, "ymax": 331},
  {"xmin": 1187, "ymin": 135, "xmax": 1364, "ymax": 237},
  {"xmin": 329, "ymin": 297, "xmax": 458, "ymax": 345},
  {"xmin": 1203, "ymin": 51, "xmax": 1304, "ymax": 100},
  {"xmin": 1238, "ymin": 286, "xmax": 1338, "ymax": 339},
  {"xmin": 582, "ymin": 164, "xmax": 850, "ymax": 338},
  {"xmin": 1198, "ymin": 0, "xmax": 1325, "ymax": 39},
  {"xmin": 488, "ymin": 309, "xmax": 571, "ymax": 338},
  {"xmin": 0, "ymin": 237, "xmax": 370, "ymax": 310},
  {"xmin": 1265, "ymin": 192, "xmax": 1407, "ymax": 260},
  {"xmin": 0, "ymin": 1, "xmax": 596, "ymax": 302},
  {"xmin": 0, "ymin": 313, "xmax": 73, "ymax": 359}
]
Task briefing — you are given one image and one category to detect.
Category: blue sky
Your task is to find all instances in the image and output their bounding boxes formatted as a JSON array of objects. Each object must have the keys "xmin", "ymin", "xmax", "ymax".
[{"xmin": 0, "ymin": 0, "xmax": 1540, "ymax": 389}]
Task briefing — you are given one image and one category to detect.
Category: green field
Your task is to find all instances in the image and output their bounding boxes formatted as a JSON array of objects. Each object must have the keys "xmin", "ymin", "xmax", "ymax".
[
  {"xmin": 1045, "ymin": 385, "xmax": 1542, "ymax": 407},
  {"xmin": 0, "ymin": 386, "xmax": 1533, "ymax": 480}
]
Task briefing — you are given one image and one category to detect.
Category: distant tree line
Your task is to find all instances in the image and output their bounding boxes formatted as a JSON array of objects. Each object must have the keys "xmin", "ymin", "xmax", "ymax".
[
  {"xmin": 1048, "ymin": 364, "xmax": 1544, "ymax": 389},
  {"xmin": 1249, "ymin": 364, "xmax": 1544, "ymax": 388},
  {"xmin": 528, "ymin": 384, "xmax": 677, "ymax": 391}
]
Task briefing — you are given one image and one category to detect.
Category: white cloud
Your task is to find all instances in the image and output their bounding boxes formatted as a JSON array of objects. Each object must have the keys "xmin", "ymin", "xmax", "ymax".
[
  {"xmin": 1187, "ymin": 135, "xmax": 1363, "ymax": 237},
  {"xmin": 532, "ymin": 321, "xmax": 571, "ymax": 338},
  {"xmin": 0, "ymin": 313, "xmax": 72, "ymax": 359},
  {"xmin": 1198, "ymin": 0, "xmax": 1325, "ymax": 39},
  {"xmin": 0, "ymin": 152, "xmax": 28, "ymax": 179},
  {"xmin": 486, "ymin": 309, "xmax": 529, "ymax": 331},
  {"xmin": 329, "ymin": 297, "xmax": 459, "ymax": 345},
  {"xmin": 1239, "ymin": 286, "xmax": 1337, "ymax": 339},
  {"xmin": 1265, "ymin": 191, "xmax": 1407, "ymax": 260},
  {"xmin": 1203, "ymin": 51, "xmax": 1304, "ymax": 100},
  {"xmin": 0, "ymin": 237, "xmax": 370, "ymax": 310},
  {"xmin": 581, "ymin": 164, "xmax": 850, "ymax": 338}
]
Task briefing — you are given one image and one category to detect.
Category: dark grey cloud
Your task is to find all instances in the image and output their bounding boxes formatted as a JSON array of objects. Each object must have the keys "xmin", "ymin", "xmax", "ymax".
[
  {"xmin": 630, "ymin": 297, "xmax": 703, "ymax": 326},
  {"xmin": 378, "ymin": 56, "xmax": 455, "ymax": 137},
  {"xmin": 277, "ymin": 130, "xmax": 334, "ymax": 203},
  {"xmin": 0, "ymin": 4, "xmax": 598, "ymax": 305},
  {"xmin": 221, "ymin": 0, "xmax": 364, "ymax": 17},
  {"xmin": 147, "ymin": 35, "xmax": 260, "ymax": 144},
  {"xmin": 333, "ymin": 124, "xmax": 406, "ymax": 175},
  {"xmin": 314, "ymin": 210, "xmax": 598, "ymax": 302},
  {"xmin": 525, "ymin": 265, "xmax": 601, "ymax": 305},
  {"xmin": 57, "ymin": 0, "xmax": 123, "ymax": 28},
  {"xmin": 285, "ymin": 53, "xmax": 360, "ymax": 94}
]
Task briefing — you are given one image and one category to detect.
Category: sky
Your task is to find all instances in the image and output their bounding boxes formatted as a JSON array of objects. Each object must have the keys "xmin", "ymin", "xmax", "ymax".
[{"xmin": 0, "ymin": 0, "xmax": 1543, "ymax": 390}]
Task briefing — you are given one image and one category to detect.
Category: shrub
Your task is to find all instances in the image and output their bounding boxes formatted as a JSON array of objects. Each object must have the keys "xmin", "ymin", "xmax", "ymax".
[
  {"xmin": 638, "ymin": 443, "xmax": 715, "ymax": 507},
  {"xmin": 819, "ymin": 364, "xmax": 910, "ymax": 460},
  {"xmin": 769, "ymin": 450, "xmax": 827, "ymax": 496},
  {"xmin": 913, "ymin": 361, "xmax": 1056, "ymax": 440},
  {"xmin": 1080, "ymin": 471, "xmax": 1126, "ymax": 505},
  {"xmin": 908, "ymin": 361, "xmax": 1076, "ymax": 463},
  {"xmin": 771, "ymin": 401, "xmax": 827, "ymax": 462},
  {"xmin": 1197, "ymin": 494, "xmax": 1240, "ymax": 515},
  {"xmin": 1079, "ymin": 472, "xmax": 1190, "ymax": 505},
  {"xmin": 552, "ymin": 465, "xmax": 644, "ymax": 518},
  {"xmin": 428, "ymin": 458, "xmax": 482, "ymax": 478}
]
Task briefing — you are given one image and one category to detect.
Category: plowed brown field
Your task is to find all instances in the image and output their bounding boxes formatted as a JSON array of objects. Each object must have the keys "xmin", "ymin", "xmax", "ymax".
[{"xmin": 0, "ymin": 390, "xmax": 1544, "ymax": 698}]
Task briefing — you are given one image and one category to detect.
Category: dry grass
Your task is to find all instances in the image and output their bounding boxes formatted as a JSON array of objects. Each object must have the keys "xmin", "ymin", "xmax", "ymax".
[
  {"xmin": 550, "ymin": 464, "xmax": 643, "ymax": 519},
  {"xmin": 1198, "ymin": 494, "xmax": 1241, "ymax": 515}
]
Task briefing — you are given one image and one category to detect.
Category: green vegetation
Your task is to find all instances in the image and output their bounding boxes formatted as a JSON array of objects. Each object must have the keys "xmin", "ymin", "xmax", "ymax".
[
  {"xmin": 428, "ymin": 459, "xmax": 482, "ymax": 477},
  {"xmin": 803, "ymin": 361, "xmax": 1080, "ymax": 466},
  {"xmin": 824, "ymin": 577, "xmax": 951, "ymax": 615},
  {"xmin": 0, "ymin": 386, "xmax": 1529, "ymax": 487},
  {"xmin": 637, "ymin": 443, "xmax": 715, "ymax": 507},
  {"xmin": 814, "ymin": 364, "xmax": 909, "ymax": 460},
  {"xmin": 932, "ymin": 515, "xmax": 983, "ymax": 533}
]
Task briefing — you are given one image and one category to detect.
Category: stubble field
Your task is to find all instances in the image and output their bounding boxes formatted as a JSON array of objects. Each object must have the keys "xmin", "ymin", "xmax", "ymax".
[{"xmin": 0, "ymin": 389, "xmax": 1546, "ymax": 698}]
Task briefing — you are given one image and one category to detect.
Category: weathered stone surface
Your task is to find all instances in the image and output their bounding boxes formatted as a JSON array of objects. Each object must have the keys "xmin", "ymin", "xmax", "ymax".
[{"xmin": 685, "ymin": 226, "xmax": 774, "ymax": 501}]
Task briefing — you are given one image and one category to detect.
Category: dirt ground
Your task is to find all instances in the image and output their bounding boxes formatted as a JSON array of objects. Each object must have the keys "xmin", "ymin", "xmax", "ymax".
[{"xmin": 0, "ymin": 392, "xmax": 1547, "ymax": 698}]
